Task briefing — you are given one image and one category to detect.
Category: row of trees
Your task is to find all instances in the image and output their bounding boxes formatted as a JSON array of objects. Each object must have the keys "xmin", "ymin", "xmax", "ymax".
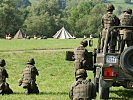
[{"xmin": 0, "ymin": 0, "xmax": 106, "ymax": 38}]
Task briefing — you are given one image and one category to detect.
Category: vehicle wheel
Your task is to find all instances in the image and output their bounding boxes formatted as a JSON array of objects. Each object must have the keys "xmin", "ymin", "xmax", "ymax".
[
  {"xmin": 99, "ymin": 79, "xmax": 109, "ymax": 99},
  {"xmin": 120, "ymin": 46, "xmax": 133, "ymax": 75}
]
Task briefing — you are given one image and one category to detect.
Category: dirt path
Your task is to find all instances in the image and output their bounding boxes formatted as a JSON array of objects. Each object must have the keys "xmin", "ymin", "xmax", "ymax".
[{"xmin": 0, "ymin": 49, "xmax": 73, "ymax": 54}]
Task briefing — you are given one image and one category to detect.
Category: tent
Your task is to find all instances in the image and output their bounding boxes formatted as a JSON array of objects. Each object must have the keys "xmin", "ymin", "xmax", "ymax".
[
  {"xmin": 14, "ymin": 30, "xmax": 23, "ymax": 39},
  {"xmin": 53, "ymin": 27, "xmax": 72, "ymax": 39}
]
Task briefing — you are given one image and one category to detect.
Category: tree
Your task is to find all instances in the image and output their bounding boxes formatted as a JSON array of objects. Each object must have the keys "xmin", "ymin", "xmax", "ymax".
[
  {"xmin": 65, "ymin": 0, "xmax": 105, "ymax": 37},
  {"xmin": 0, "ymin": 0, "xmax": 23, "ymax": 37},
  {"xmin": 23, "ymin": 0, "xmax": 63, "ymax": 37}
]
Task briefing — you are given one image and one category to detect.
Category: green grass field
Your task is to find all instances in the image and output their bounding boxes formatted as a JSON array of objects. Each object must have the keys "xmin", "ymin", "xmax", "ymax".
[
  {"xmin": 0, "ymin": 39, "xmax": 133, "ymax": 99},
  {"xmin": 0, "ymin": 38, "xmax": 97, "ymax": 51}
]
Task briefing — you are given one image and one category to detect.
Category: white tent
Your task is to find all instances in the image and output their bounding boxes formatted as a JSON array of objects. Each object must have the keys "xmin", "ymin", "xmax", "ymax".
[
  {"xmin": 14, "ymin": 30, "xmax": 23, "ymax": 39},
  {"xmin": 53, "ymin": 27, "xmax": 72, "ymax": 39}
]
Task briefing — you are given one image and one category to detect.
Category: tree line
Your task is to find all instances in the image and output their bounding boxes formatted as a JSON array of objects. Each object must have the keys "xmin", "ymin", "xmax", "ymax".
[{"xmin": 0, "ymin": 0, "xmax": 106, "ymax": 38}]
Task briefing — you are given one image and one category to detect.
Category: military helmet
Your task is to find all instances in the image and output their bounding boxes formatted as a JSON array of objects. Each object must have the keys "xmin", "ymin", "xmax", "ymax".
[
  {"xmin": 123, "ymin": 8, "xmax": 132, "ymax": 14},
  {"xmin": 80, "ymin": 40, "xmax": 88, "ymax": 47},
  {"xmin": 76, "ymin": 69, "xmax": 87, "ymax": 79},
  {"xmin": 0, "ymin": 59, "xmax": 6, "ymax": 67},
  {"xmin": 107, "ymin": 4, "xmax": 115, "ymax": 11},
  {"xmin": 27, "ymin": 58, "xmax": 35, "ymax": 64}
]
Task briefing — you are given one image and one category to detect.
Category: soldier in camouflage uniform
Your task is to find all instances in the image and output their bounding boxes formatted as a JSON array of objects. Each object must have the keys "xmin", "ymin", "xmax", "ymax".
[
  {"xmin": 74, "ymin": 40, "xmax": 89, "ymax": 74},
  {"xmin": 69, "ymin": 69, "xmax": 96, "ymax": 100},
  {"xmin": 18, "ymin": 58, "xmax": 39, "ymax": 94},
  {"xmin": 0, "ymin": 59, "xmax": 13, "ymax": 95},
  {"xmin": 101, "ymin": 4, "xmax": 120, "ymax": 53},
  {"xmin": 119, "ymin": 8, "xmax": 133, "ymax": 53}
]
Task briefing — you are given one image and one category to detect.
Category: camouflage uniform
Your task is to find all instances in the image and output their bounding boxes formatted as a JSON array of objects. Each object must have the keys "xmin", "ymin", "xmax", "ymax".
[
  {"xmin": 19, "ymin": 58, "xmax": 39, "ymax": 94},
  {"xmin": 69, "ymin": 69, "xmax": 96, "ymax": 100},
  {"xmin": 119, "ymin": 8, "xmax": 133, "ymax": 53},
  {"xmin": 74, "ymin": 40, "xmax": 89, "ymax": 73},
  {"xmin": 101, "ymin": 4, "xmax": 120, "ymax": 53},
  {"xmin": 0, "ymin": 59, "xmax": 13, "ymax": 95}
]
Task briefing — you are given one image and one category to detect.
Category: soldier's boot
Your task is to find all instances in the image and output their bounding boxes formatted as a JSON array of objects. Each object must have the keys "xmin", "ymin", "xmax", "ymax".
[
  {"xmin": 25, "ymin": 88, "xmax": 30, "ymax": 95},
  {"xmin": 0, "ymin": 83, "xmax": 5, "ymax": 95},
  {"xmin": 6, "ymin": 88, "xmax": 13, "ymax": 94},
  {"xmin": 31, "ymin": 84, "xmax": 39, "ymax": 94},
  {"xmin": 0, "ymin": 89, "xmax": 4, "ymax": 95},
  {"xmin": 4, "ymin": 83, "xmax": 13, "ymax": 94}
]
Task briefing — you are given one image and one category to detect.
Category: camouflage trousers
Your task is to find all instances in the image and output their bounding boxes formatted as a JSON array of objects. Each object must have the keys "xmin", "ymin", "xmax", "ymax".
[
  {"xmin": 22, "ymin": 81, "xmax": 39, "ymax": 94},
  {"xmin": 0, "ymin": 82, "xmax": 13, "ymax": 95}
]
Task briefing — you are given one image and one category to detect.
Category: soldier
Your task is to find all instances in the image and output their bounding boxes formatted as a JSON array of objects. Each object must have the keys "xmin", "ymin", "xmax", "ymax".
[
  {"xmin": 69, "ymin": 69, "xmax": 96, "ymax": 100},
  {"xmin": 101, "ymin": 4, "xmax": 120, "ymax": 53},
  {"xmin": 74, "ymin": 40, "xmax": 90, "ymax": 73},
  {"xmin": 119, "ymin": 8, "xmax": 133, "ymax": 53},
  {"xmin": 0, "ymin": 59, "xmax": 13, "ymax": 95},
  {"xmin": 18, "ymin": 58, "xmax": 39, "ymax": 94}
]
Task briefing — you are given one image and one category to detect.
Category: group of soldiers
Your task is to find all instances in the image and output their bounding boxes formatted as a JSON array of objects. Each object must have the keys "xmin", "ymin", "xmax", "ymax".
[
  {"xmin": 69, "ymin": 3, "xmax": 133, "ymax": 100},
  {"xmin": 69, "ymin": 40, "xmax": 96, "ymax": 100},
  {"xmin": 0, "ymin": 3, "xmax": 133, "ymax": 99},
  {"xmin": 0, "ymin": 58, "xmax": 39, "ymax": 95},
  {"xmin": 101, "ymin": 4, "xmax": 133, "ymax": 53}
]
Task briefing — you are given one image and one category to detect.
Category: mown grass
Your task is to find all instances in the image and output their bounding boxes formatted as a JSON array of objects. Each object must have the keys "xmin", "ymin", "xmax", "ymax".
[
  {"xmin": 0, "ymin": 52, "xmax": 133, "ymax": 100},
  {"xmin": 0, "ymin": 38, "xmax": 97, "ymax": 51}
]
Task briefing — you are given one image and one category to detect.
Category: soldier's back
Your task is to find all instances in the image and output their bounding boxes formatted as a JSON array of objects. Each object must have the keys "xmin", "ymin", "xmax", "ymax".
[
  {"xmin": 72, "ymin": 80, "xmax": 95, "ymax": 99},
  {"xmin": 120, "ymin": 13, "xmax": 133, "ymax": 26}
]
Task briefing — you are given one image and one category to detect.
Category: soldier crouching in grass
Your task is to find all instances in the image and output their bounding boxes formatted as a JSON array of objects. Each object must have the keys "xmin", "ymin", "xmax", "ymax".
[
  {"xmin": 69, "ymin": 69, "xmax": 96, "ymax": 100},
  {"xmin": 18, "ymin": 58, "xmax": 39, "ymax": 94},
  {"xmin": 0, "ymin": 59, "xmax": 13, "ymax": 95}
]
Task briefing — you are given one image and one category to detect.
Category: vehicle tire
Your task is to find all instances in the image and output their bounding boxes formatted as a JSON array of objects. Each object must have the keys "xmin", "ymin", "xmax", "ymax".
[
  {"xmin": 99, "ymin": 79, "xmax": 109, "ymax": 99},
  {"xmin": 120, "ymin": 46, "xmax": 133, "ymax": 75}
]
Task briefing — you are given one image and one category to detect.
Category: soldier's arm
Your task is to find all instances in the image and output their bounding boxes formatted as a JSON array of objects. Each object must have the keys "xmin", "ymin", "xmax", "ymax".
[
  {"xmin": 18, "ymin": 71, "xmax": 24, "ymax": 86},
  {"xmin": 85, "ymin": 49, "xmax": 89, "ymax": 59},
  {"xmin": 3, "ymin": 69, "xmax": 8, "ymax": 78},
  {"xmin": 101, "ymin": 17, "xmax": 104, "ymax": 29},
  {"xmin": 69, "ymin": 85, "xmax": 73, "ymax": 100},
  {"xmin": 33, "ymin": 66, "xmax": 39, "ymax": 76},
  {"xmin": 132, "ymin": 16, "xmax": 133, "ymax": 25},
  {"xmin": 115, "ymin": 16, "xmax": 120, "ymax": 26}
]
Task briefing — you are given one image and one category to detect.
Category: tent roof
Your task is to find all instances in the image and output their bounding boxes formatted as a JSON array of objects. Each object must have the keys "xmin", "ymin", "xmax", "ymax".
[
  {"xmin": 53, "ymin": 27, "xmax": 72, "ymax": 39},
  {"xmin": 14, "ymin": 30, "xmax": 23, "ymax": 39}
]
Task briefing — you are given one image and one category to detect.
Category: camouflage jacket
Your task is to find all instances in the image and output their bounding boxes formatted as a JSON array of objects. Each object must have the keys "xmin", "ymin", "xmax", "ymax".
[
  {"xmin": 69, "ymin": 79, "xmax": 96, "ymax": 100},
  {"xmin": 119, "ymin": 13, "xmax": 133, "ymax": 40},
  {"xmin": 20, "ymin": 64, "xmax": 39, "ymax": 84},
  {"xmin": 102, "ymin": 12, "xmax": 120, "ymax": 29},
  {"xmin": 74, "ymin": 46, "xmax": 88, "ymax": 61},
  {"xmin": 101, "ymin": 12, "xmax": 120, "ymax": 38},
  {"xmin": 74, "ymin": 46, "xmax": 89, "ymax": 71}
]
